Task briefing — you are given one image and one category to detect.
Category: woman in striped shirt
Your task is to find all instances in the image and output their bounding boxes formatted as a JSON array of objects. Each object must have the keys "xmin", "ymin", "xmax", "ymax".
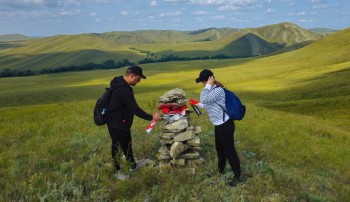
[{"xmin": 194, "ymin": 69, "xmax": 241, "ymax": 187}]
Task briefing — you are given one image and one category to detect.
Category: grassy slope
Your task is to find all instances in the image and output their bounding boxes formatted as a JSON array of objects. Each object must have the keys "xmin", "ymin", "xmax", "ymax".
[
  {"xmin": 0, "ymin": 34, "xmax": 144, "ymax": 71},
  {"xmin": 0, "ymin": 29, "xmax": 349, "ymax": 201}
]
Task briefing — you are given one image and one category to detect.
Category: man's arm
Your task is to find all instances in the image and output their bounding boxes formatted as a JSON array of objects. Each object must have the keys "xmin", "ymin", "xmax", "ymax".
[{"xmin": 122, "ymin": 88, "xmax": 153, "ymax": 121}]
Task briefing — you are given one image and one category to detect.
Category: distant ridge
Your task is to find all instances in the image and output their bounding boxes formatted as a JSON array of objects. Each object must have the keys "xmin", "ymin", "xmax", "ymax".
[
  {"xmin": 0, "ymin": 34, "xmax": 34, "ymax": 42},
  {"xmin": 309, "ymin": 28, "xmax": 338, "ymax": 36},
  {"xmin": 0, "ymin": 22, "xmax": 324, "ymax": 71},
  {"xmin": 96, "ymin": 27, "xmax": 239, "ymax": 44}
]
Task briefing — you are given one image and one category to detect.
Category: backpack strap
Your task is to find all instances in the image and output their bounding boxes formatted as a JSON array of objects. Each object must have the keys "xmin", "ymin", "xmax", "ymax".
[
  {"xmin": 106, "ymin": 87, "xmax": 118, "ymax": 116},
  {"xmin": 217, "ymin": 103, "xmax": 227, "ymax": 122},
  {"xmin": 214, "ymin": 86, "xmax": 228, "ymax": 122}
]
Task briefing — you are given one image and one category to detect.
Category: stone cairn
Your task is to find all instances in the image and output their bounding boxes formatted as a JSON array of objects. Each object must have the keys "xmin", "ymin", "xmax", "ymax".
[{"xmin": 156, "ymin": 88, "xmax": 205, "ymax": 173}]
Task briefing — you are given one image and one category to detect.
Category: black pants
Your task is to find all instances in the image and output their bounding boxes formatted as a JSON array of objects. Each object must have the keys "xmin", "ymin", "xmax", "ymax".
[
  {"xmin": 214, "ymin": 119, "xmax": 241, "ymax": 178},
  {"xmin": 108, "ymin": 127, "xmax": 135, "ymax": 171}
]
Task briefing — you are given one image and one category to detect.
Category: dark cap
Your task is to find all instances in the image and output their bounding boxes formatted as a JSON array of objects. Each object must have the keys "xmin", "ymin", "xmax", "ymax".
[
  {"xmin": 195, "ymin": 69, "xmax": 213, "ymax": 83},
  {"xmin": 127, "ymin": 65, "xmax": 146, "ymax": 79}
]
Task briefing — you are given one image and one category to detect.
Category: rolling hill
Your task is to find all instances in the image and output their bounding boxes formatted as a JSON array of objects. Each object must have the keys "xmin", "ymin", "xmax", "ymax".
[
  {"xmin": 0, "ymin": 34, "xmax": 34, "ymax": 42},
  {"xmin": 309, "ymin": 28, "xmax": 338, "ymax": 36},
  {"xmin": 0, "ymin": 24, "xmax": 349, "ymax": 201},
  {"xmin": 0, "ymin": 22, "xmax": 321, "ymax": 71}
]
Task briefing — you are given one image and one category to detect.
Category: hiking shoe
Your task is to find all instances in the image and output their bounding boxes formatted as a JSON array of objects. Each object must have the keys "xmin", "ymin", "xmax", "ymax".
[
  {"xmin": 130, "ymin": 159, "xmax": 148, "ymax": 171},
  {"xmin": 130, "ymin": 162, "xmax": 137, "ymax": 171},
  {"xmin": 228, "ymin": 177, "xmax": 240, "ymax": 187},
  {"xmin": 115, "ymin": 170, "xmax": 129, "ymax": 180}
]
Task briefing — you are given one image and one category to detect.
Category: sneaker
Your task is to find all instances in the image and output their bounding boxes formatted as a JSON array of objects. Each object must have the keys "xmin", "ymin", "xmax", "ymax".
[
  {"xmin": 130, "ymin": 159, "xmax": 148, "ymax": 171},
  {"xmin": 129, "ymin": 162, "xmax": 137, "ymax": 171},
  {"xmin": 115, "ymin": 170, "xmax": 129, "ymax": 180},
  {"xmin": 228, "ymin": 177, "xmax": 240, "ymax": 187}
]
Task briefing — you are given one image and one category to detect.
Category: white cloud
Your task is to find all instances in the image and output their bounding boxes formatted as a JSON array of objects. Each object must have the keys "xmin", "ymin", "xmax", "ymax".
[
  {"xmin": 190, "ymin": 0, "xmax": 225, "ymax": 4},
  {"xmin": 159, "ymin": 11, "xmax": 181, "ymax": 18},
  {"xmin": 313, "ymin": 4, "xmax": 327, "ymax": 9},
  {"xmin": 60, "ymin": 9, "xmax": 80, "ymax": 16},
  {"xmin": 211, "ymin": 15, "xmax": 226, "ymax": 19},
  {"xmin": 193, "ymin": 10, "xmax": 208, "ymax": 15},
  {"xmin": 195, "ymin": 17, "xmax": 203, "ymax": 22},
  {"xmin": 90, "ymin": 12, "xmax": 97, "ymax": 16},
  {"xmin": 21, "ymin": 0, "xmax": 45, "ymax": 4},
  {"xmin": 342, "ymin": 12, "xmax": 350, "ymax": 16},
  {"xmin": 263, "ymin": 8, "xmax": 275, "ymax": 14},
  {"xmin": 150, "ymin": 0, "xmax": 157, "ymax": 6},
  {"xmin": 266, "ymin": 0, "xmax": 272, "ymax": 3},
  {"xmin": 121, "ymin": 11, "xmax": 129, "ymax": 16},
  {"xmin": 288, "ymin": 11, "xmax": 307, "ymax": 16},
  {"xmin": 165, "ymin": 0, "xmax": 188, "ymax": 2},
  {"xmin": 296, "ymin": 11, "xmax": 306, "ymax": 16},
  {"xmin": 190, "ymin": 0, "xmax": 259, "ymax": 11}
]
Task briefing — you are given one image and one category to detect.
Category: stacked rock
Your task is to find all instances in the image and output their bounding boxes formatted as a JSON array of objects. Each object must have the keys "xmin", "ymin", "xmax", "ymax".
[{"xmin": 156, "ymin": 88, "xmax": 204, "ymax": 173}]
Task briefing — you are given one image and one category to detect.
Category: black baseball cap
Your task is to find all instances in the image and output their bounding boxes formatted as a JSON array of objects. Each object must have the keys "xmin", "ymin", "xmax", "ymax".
[
  {"xmin": 127, "ymin": 65, "xmax": 146, "ymax": 79},
  {"xmin": 195, "ymin": 69, "xmax": 213, "ymax": 83}
]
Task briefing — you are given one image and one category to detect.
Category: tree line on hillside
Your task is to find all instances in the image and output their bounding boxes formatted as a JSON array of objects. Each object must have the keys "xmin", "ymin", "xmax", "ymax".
[
  {"xmin": 138, "ymin": 54, "xmax": 234, "ymax": 64},
  {"xmin": 0, "ymin": 54, "xmax": 238, "ymax": 78},
  {"xmin": 0, "ymin": 59, "xmax": 134, "ymax": 78}
]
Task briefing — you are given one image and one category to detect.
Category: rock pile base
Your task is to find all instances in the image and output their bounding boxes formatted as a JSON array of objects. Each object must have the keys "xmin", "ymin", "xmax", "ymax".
[{"xmin": 156, "ymin": 88, "xmax": 205, "ymax": 173}]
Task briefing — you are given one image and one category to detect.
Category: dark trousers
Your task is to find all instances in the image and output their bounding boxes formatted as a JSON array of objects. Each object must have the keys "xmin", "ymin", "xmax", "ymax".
[
  {"xmin": 107, "ymin": 127, "xmax": 135, "ymax": 171},
  {"xmin": 214, "ymin": 119, "xmax": 241, "ymax": 178}
]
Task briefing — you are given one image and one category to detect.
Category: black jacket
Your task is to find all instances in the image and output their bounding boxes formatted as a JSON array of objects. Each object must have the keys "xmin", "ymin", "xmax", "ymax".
[{"xmin": 107, "ymin": 76, "xmax": 153, "ymax": 131}]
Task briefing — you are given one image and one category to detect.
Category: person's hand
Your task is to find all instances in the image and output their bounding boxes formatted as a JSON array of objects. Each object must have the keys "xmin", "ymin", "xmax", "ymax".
[
  {"xmin": 207, "ymin": 76, "xmax": 215, "ymax": 86},
  {"xmin": 153, "ymin": 112, "xmax": 160, "ymax": 121}
]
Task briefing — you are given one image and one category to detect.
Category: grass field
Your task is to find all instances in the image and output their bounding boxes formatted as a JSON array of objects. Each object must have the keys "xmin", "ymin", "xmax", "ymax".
[{"xmin": 0, "ymin": 29, "xmax": 349, "ymax": 201}]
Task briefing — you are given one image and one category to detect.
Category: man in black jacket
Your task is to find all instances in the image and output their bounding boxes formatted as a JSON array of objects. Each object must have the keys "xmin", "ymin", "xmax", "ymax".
[{"xmin": 107, "ymin": 65, "xmax": 159, "ymax": 180}]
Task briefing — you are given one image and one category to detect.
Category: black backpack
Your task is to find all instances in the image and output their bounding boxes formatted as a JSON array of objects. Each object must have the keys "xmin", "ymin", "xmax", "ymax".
[{"xmin": 93, "ymin": 87, "xmax": 115, "ymax": 126}]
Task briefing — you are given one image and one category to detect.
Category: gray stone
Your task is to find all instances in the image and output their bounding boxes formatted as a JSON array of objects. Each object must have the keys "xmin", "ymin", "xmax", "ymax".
[
  {"xmin": 159, "ymin": 154, "xmax": 171, "ymax": 160},
  {"xmin": 186, "ymin": 135, "xmax": 200, "ymax": 147},
  {"xmin": 170, "ymin": 142, "xmax": 190, "ymax": 158},
  {"xmin": 195, "ymin": 126, "xmax": 201, "ymax": 134},
  {"xmin": 159, "ymin": 88, "xmax": 186, "ymax": 103},
  {"xmin": 173, "ymin": 128, "xmax": 195, "ymax": 142},
  {"xmin": 163, "ymin": 118, "xmax": 188, "ymax": 132},
  {"xmin": 159, "ymin": 138, "xmax": 174, "ymax": 145},
  {"xmin": 158, "ymin": 146, "xmax": 170, "ymax": 155},
  {"xmin": 170, "ymin": 159, "xmax": 186, "ymax": 166},
  {"xmin": 187, "ymin": 160, "xmax": 198, "ymax": 168},
  {"xmin": 191, "ymin": 146, "xmax": 203, "ymax": 151},
  {"xmin": 159, "ymin": 132, "xmax": 177, "ymax": 139},
  {"xmin": 178, "ymin": 151, "xmax": 200, "ymax": 159}
]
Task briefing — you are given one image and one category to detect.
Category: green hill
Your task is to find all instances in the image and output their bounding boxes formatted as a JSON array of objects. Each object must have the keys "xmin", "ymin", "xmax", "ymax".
[
  {"xmin": 97, "ymin": 27, "xmax": 239, "ymax": 44},
  {"xmin": 0, "ymin": 34, "xmax": 34, "ymax": 42},
  {"xmin": 135, "ymin": 22, "xmax": 320, "ymax": 58},
  {"xmin": 0, "ymin": 25, "xmax": 349, "ymax": 201},
  {"xmin": 309, "ymin": 28, "xmax": 338, "ymax": 36},
  {"xmin": 0, "ymin": 22, "xmax": 320, "ymax": 71}
]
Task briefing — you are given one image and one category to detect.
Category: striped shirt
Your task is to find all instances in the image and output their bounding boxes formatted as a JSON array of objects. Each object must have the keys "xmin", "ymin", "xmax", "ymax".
[{"xmin": 198, "ymin": 84, "xmax": 229, "ymax": 126}]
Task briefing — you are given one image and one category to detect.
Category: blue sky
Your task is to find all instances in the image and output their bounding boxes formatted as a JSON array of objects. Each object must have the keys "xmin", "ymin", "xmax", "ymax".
[{"xmin": 0, "ymin": 0, "xmax": 349, "ymax": 36}]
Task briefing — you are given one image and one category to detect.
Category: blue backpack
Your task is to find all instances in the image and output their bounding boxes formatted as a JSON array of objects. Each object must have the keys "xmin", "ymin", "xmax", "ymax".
[{"xmin": 217, "ymin": 87, "xmax": 246, "ymax": 121}]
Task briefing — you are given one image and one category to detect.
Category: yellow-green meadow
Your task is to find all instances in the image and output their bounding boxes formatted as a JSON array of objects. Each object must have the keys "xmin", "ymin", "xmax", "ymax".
[{"xmin": 0, "ymin": 28, "xmax": 349, "ymax": 201}]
